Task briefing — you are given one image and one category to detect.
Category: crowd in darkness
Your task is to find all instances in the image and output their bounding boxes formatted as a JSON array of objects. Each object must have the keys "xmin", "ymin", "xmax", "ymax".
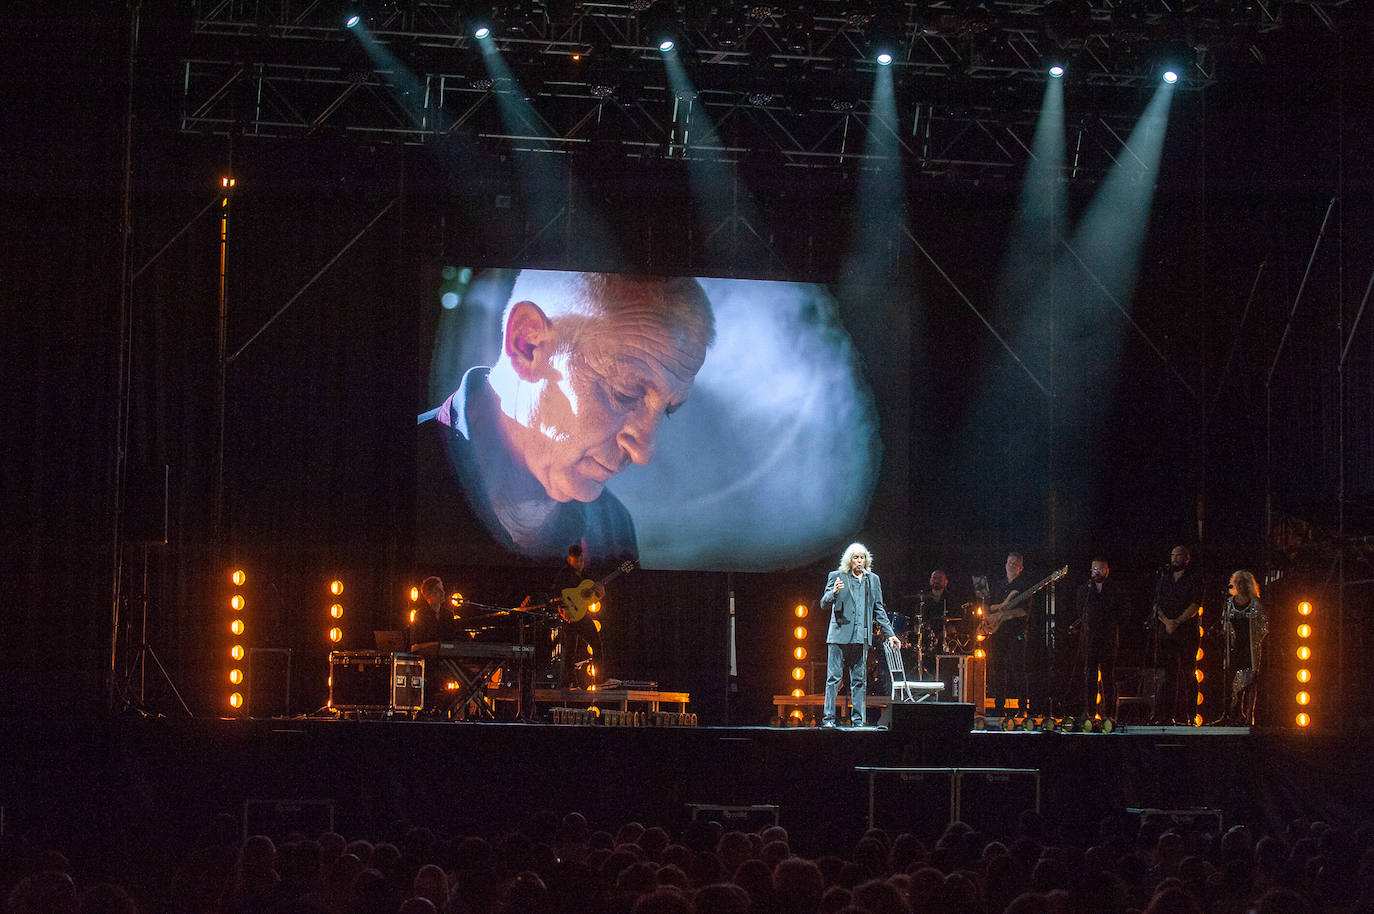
[{"xmin": 5, "ymin": 808, "xmax": 1374, "ymax": 914}]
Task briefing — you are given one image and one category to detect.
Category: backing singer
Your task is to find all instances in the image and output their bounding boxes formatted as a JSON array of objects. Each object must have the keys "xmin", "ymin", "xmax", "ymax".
[{"xmin": 819, "ymin": 543, "xmax": 901, "ymax": 728}]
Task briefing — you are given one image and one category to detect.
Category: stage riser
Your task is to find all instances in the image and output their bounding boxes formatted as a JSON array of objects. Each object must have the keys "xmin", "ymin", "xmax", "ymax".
[{"xmin": 4, "ymin": 719, "xmax": 1370, "ymax": 863}]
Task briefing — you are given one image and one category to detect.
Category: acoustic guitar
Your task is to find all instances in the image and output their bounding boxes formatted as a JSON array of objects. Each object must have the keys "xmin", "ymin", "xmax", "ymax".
[
  {"xmin": 977, "ymin": 565, "xmax": 1069, "ymax": 636},
  {"xmin": 559, "ymin": 560, "xmax": 636, "ymax": 622}
]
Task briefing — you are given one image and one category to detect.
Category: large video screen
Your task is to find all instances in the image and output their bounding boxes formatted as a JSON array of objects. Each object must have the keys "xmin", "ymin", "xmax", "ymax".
[{"xmin": 417, "ymin": 268, "xmax": 908, "ymax": 572}]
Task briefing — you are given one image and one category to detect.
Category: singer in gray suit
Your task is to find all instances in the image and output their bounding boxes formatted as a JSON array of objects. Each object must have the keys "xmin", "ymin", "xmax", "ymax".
[{"xmin": 819, "ymin": 542, "xmax": 902, "ymax": 727}]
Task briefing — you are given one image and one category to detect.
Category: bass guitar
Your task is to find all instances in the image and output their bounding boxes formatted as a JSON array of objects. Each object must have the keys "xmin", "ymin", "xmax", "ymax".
[
  {"xmin": 977, "ymin": 565, "xmax": 1069, "ymax": 636},
  {"xmin": 560, "ymin": 560, "xmax": 636, "ymax": 622}
]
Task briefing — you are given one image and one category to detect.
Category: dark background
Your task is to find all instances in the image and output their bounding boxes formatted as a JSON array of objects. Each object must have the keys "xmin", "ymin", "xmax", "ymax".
[{"xmin": 2, "ymin": 4, "xmax": 1371, "ymax": 727}]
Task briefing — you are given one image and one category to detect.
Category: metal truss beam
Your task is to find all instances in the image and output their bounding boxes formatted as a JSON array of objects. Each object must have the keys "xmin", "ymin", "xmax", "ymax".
[{"xmin": 179, "ymin": 0, "xmax": 1351, "ymax": 175}]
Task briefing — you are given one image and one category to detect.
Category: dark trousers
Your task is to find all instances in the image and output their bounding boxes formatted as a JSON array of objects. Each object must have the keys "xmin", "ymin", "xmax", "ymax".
[
  {"xmin": 1158, "ymin": 632, "xmax": 1199, "ymax": 724},
  {"xmin": 1083, "ymin": 648, "xmax": 1117, "ymax": 717},
  {"xmin": 824, "ymin": 642, "xmax": 869, "ymax": 725},
  {"xmin": 988, "ymin": 630, "xmax": 1026, "ymax": 715},
  {"xmin": 557, "ymin": 616, "xmax": 603, "ymax": 688}
]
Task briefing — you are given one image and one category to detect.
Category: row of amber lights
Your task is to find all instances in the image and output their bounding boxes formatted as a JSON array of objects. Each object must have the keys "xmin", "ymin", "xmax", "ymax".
[
  {"xmin": 228, "ymin": 570, "xmax": 247, "ymax": 710},
  {"xmin": 229, "ymin": 573, "xmax": 347, "ymax": 713},
  {"xmin": 328, "ymin": 580, "xmax": 345, "ymax": 644},
  {"xmin": 788, "ymin": 605, "xmax": 808, "ymax": 720},
  {"xmin": 1296, "ymin": 601, "xmax": 1313, "ymax": 728}
]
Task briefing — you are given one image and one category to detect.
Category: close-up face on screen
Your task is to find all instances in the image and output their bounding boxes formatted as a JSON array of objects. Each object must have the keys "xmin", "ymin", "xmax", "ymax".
[{"xmin": 417, "ymin": 268, "xmax": 901, "ymax": 571}]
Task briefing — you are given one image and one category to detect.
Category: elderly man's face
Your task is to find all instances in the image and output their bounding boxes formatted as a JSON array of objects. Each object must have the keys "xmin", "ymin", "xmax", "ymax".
[
  {"xmin": 524, "ymin": 308, "xmax": 708, "ymax": 503},
  {"xmin": 849, "ymin": 552, "xmax": 868, "ymax": 574}
]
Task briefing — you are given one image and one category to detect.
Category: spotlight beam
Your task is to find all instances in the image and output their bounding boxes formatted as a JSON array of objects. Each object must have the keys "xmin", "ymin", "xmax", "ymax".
[{"xmin": 901, "ymin": 224, "xmax": 1051, "ymax": 398}]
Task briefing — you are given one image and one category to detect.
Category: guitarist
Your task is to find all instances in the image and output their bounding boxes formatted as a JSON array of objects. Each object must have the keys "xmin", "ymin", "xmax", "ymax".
[
  {"xmin": 985, "ymin": 553, "xmax": 1029, "ymax": 719},
  {"xmin": 550, "ymin": 543, "xmax": 605, "ymax": 689}
]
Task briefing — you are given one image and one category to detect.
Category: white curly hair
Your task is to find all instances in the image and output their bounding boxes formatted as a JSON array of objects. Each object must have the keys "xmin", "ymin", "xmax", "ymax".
[{"xmin": 836, "ymin": 542, "xmax": 873, "ymax": 574}]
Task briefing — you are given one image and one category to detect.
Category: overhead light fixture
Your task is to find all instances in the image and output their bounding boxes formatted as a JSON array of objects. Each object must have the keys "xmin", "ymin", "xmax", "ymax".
[
  {"xmin": 875, "ymin": 51, "xmax": 893, "ymax": 66},
  {"xmin": 1049, "ymin": 64, "xmax": 1065, "ymax": 77},
  {"xmin": 644, "ymin": 0, "xmax": 686, "ymax": 54},
  {"xmin": 1162, "ymin": 69, "xmax": 1179, "ymax": 84}
]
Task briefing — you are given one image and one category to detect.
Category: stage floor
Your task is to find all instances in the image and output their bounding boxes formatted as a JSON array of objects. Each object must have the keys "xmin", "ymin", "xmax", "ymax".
[{"xmin": 3, "ymin": 714, "xmax": 1370, "ymax": 867}]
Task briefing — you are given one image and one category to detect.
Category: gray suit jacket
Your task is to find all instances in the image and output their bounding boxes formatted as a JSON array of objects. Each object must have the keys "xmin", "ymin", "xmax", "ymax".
[{"xmin": 821, "ymin": 570, "xmax": 897, "ymax": 645}]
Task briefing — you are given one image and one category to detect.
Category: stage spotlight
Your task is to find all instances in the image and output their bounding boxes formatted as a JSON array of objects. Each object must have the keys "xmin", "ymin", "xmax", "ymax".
[
  {"xmin": 793, "ymin": 646, "xmax": 807, "ymax": 660},
  {"xmin": 795, "ymin": 604, "xmax": 808, "ymax": 619},
  {"xmin": 1049, "ymin": 64, "xmax": 1065, "ymax": 78},
  {"xmin": 231, "ymin": 569, "xmax": 246, "ymax": 586},
  {"xmin": 1162, "ymin": 70, "xmax": 1179, "ymax": 84},
  {"xmin": 230, "ymin": 619, "xmax": 244, "ymax": 636},
  {"xmin": 230, "ymin": 594, "xmax": 244, "ymax": 611},
  {"xmin": 230, "ymin": 645, "xmax": 244, "ymax": 661},
  {"xmin": 344, "ymin": 11, "xmax": 362, "ymax": 29},
  {"xmin": 876, "ymin": 51, "xmax": 893, "ymax": 66},
  {"xmin": 644, "ymin": 0, "xmax": 685, "ymax": 53},
  {"xmin": 229, "ymin": 692, "xmax": 244, "ymax": 709},
  {"xmin": 794, "ymin": 625, "xmax": 807, "ymax": 640}
]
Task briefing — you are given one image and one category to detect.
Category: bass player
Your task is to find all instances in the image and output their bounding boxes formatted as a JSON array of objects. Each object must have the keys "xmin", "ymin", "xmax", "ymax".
[{"xmin": 985, "ymin": 552, "xmax": 1028, "ymax": 718}]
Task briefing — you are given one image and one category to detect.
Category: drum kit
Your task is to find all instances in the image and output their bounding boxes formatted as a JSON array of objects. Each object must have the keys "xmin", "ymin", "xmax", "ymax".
[{"xmin": 875, "ymin": 605, "xmax": 974, "ymax": 681}]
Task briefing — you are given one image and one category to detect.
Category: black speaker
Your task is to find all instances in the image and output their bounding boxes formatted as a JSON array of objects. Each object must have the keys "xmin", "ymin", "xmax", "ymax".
[{"xmin": 889, "ymin": 701, "xmax": 974, "ymax": 764}]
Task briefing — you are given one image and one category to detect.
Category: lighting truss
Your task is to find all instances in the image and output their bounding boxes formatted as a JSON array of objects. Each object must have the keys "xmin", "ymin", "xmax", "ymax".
[{"xmin": 179, "ymin": 0, "xmax": 1351, "ymax": 176}]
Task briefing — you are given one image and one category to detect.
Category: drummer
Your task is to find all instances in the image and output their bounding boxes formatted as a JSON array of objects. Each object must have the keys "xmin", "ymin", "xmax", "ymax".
[{"xmin": 918, "ymin": 570, "xmax": 958, "ymax": 657}]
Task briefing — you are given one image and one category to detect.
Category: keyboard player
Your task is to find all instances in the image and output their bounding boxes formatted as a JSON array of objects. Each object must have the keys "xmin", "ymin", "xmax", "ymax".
[{"xmin": 412, "ymin": 576, "xmax": 457, "ymax": 646}]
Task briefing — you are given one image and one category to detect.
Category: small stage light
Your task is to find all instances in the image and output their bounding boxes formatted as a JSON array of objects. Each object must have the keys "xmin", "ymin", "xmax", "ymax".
[
  {"xmin": 1296, "ymin": 712, "xmax": 1310, "ymax": 727},
  {"xmin": 231, "ymin": 570, "xmax": 246, "ymax": 586},
  {"xmin": 658, "ymin": 38, "xmax": 675, "ymax": 52},
  {"xmin": 329, "ymin": 627, "xmax": 343, "ymax": 643},
  {"xmin": 1049, "ymin": 65, "xmax": 1065, "ymax": 78},
  {"xmin": 345, "ymin": 13, "xmax": 361, "ymax": 29},
  {"xmin": 793, "ymin": 646, "xmax": 807, "ymax": 660},
  {"xmin": 230, "ymin": 645, "xmax": 244, "ymax": 661},
  {"xmin": 876, "ymin": 51, "xmax": 893, "ymax": 66},
  {"xmin": 474, "ymin": 24, "xmax": 492, "ymax": 40},
  {"xmin": 229, "ymin": 692, "xmax": 244, "ymax": 709},
  {"xmin": 794, "ymin": 625, "xmax": 807, "ymax": 640},
  {"xmin": 1162, "ymin": 70, "xmax": 1179, "ymax": 84},
  {"xmin": 794, "ymin": 605, "xmax": 808, "ymax": 619},
  {"xmin": 330, "ymin": 580, "xmax": 344, "ymax": 596}
]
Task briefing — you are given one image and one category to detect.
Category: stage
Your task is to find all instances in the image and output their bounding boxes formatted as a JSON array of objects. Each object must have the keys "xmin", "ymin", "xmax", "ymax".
[{"xmin": 5, "ymin": 711, "xmax": 1371, "ymax": 875}]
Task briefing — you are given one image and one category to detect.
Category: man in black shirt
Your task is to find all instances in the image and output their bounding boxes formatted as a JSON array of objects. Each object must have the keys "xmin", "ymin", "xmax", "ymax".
[
  {"xmin": 550, "ymin": 544, "xmax": 605, "ymax": 689},
  {"xmin": 1153, "ymin": 545, "xmax": 1204, "ymax": 725},
  {"xmin": 410, "ymin": 576, "xmax": 454, "ymax": 647},
  {"xmin": 986, "ymin": 553, "xmax": 1028, "ymax": 718},
  {"xmin": 1074, "ymin": 558, "xmax": 1126, "ymax": 718}
]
